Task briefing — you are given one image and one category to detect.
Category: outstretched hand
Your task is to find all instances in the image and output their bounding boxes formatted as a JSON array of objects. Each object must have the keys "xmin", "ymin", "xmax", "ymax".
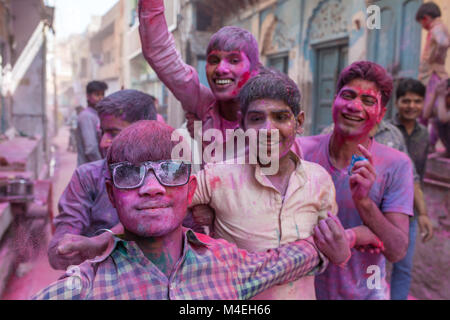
[{"xmin": 313, "ymin": 212, "xmax": 351, "ymax": 267}]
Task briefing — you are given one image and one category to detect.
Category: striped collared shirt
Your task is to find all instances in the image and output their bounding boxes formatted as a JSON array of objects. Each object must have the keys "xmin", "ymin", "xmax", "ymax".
[{"xmin": 32, "ymin": 229, "xmax": 326, "ymax": 300}]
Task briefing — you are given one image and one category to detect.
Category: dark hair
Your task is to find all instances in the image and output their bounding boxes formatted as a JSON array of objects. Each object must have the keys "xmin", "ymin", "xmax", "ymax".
[
  {"xmin": 336, "ymin": 61, "xmax": 393, "ymax": 107},
  {"xmin": 96, "ymin": 89, "xmax": 157, "ymax": 123},
  {"xmin": 396, "ymin": 78, "xmax": 426, "ymax": 100},
  {"xmin": 86, "ymin": 81, "xmax": 108, "ymax": 94},
  {"xmin": 416, "ymin": 2, "xmax": 441, "ymax": 21},
  {"xmin": 207, "ymin": 26, "xmax": 261, "ymax": 70},
  {"xmin": 107, "ymin": 120, "xmax": 176, "ymax": 166},
  {"xmin": 239, "ymin": 68, "xmax": 301, "ymax": 116}
]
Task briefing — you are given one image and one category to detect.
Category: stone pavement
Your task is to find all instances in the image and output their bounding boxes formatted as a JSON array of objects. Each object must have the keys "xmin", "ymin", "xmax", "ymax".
[{"xmin": 1, "ymin": 126, "xmax": 75, "ymax": 299}]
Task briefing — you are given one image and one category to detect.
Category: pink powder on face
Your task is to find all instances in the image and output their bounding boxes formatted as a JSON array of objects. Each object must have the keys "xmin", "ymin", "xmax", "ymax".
[
  {"xmin": 232, "ymin": 71, "xmax": 251, "ymax": 96},
  {"xmin": 333, "ymin": 82, "xmax": 384, "ymax": 137},
  {"xmin": 237, "ymin": 71, "xmax": 251, "ymax": 90}
]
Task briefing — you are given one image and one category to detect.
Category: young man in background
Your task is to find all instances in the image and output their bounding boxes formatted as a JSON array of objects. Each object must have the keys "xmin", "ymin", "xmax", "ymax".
[{"xmin": 75, "ymin": 81, "xmax": 108, "ymax": 166}]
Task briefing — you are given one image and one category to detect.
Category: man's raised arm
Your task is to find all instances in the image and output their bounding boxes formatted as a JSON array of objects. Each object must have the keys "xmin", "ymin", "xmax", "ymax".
[{"xmin": 138, "ymin": 0, "xmax": 214, "ymax": 119}]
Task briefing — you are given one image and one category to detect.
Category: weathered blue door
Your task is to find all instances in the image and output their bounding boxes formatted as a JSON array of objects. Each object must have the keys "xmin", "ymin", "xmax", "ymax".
[
  {"xmin": 368, "ymin": 0, "xmax": 423, "ymax": 117},
  {"xmin": 314, "ymin": 44, "xmax": 348, "ymax": 134}
]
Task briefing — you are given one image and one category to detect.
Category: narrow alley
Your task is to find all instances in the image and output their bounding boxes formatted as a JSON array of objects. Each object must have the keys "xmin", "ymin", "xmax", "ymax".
[{"xmin": 1, "ymin": 126, "xmax": 75, "ymax": 299}]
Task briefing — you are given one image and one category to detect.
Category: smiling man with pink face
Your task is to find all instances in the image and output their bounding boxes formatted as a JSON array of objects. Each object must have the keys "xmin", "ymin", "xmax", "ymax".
[
  {"xmin": 332, "ymin": 79, "xmax": 386, "ymax": 139},
  {"xmin": 139, "ymin": 1, "xmax": 259, "ymax": 142},
  {"xmin": 299, "ymin": 61, "xmax": 415, "ymax": 300},
  {"xmin": 137, "ymin": 0, "xmax": 307, "ymax": 163},
  {"xmin": 205, "ymin": 50, "xmax": 253, "ymax": 103},
  {"xmin": 190, "ymin": 70, "xmax": 383, "ymax": 300}
]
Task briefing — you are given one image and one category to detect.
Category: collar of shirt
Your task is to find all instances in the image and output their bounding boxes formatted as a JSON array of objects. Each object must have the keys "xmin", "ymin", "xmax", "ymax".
[
  {"xmin": 89, "ymin": 228, "xmax": 209, "ymax": 266},
  {"xmin": 209, "ymin": 101, "xmax": 241, "ymax": 134},
  {"xmin": 253, "ymin": 150, "xmax": 307, "ymax": 195}
]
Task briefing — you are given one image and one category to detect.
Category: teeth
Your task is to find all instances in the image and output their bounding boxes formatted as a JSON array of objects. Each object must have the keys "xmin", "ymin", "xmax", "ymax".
[
  {"xmin": 343, "ymin": 115, "xmax": 363, "ymax": 121},
  {"xmin": 215, "ymin": 79, "xmax": 233, "ymax": 85}
]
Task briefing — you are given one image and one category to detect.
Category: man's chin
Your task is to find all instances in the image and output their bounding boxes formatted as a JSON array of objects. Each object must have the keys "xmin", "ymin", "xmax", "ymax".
[
  {"xmin": 335, "ymin": 124, "xmax": 372, "ymax": 138},
  {"xmin": 132, "ymin": 225, "xmax": 175, "ymax": 238},
  {"xmin": 212, "ymin": 89, "xmax": 238, "ymax": 102}
]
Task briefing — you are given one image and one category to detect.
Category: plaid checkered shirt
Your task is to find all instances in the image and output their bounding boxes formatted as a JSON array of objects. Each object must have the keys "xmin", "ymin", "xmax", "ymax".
[{"xmin": 32, "ymin": 229, "xmax": 327, "ymax": 300}]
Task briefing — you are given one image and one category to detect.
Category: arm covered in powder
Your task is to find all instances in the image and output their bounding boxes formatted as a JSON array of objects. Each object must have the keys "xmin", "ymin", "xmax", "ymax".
[
  {"xmin": 233, "ymin": 236, "xmax": 328, "ymax": 299},
  {"xmin": 138, "ymin": 0, "xmax": 215, "ymax": 119},
  {"xmin": 353, "ymin": 152, "xmax": 413, "ymax": 262},
  {"xmin": 32, "ymin": 261, "xmax": 94, "ymax": 300}
]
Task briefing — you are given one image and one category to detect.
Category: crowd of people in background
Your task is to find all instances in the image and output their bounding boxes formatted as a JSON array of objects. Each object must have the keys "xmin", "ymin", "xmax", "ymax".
[{"xmin": 34, "ymin": 1, "xmax": 449, "ymax": 300}]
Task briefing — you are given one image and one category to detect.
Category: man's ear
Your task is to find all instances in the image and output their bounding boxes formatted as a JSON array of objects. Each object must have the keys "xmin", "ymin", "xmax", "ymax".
[
  {"xmin": 296, "ymin": 111, "xmax": 305, "ymax": 135},
  {"xmin": 105, "ymin": 180, "xmax": 117, "ymax": 208},
  {"xmin": 186, "ymin": 175, "xmax": 197, "ymax": 206}
]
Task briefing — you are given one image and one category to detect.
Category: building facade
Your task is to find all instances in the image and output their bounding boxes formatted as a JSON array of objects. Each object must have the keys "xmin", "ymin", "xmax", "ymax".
[
  {"xmin": 0, "ymin": 0, "xmax": 54, "ymax": 172},
  {"xmin": 202, "ymin": 0, "xmax": 423, "ymax": 134},
  {"xmin": 58, "ymin": 0, "xmax": 450, "ymax": 134}
]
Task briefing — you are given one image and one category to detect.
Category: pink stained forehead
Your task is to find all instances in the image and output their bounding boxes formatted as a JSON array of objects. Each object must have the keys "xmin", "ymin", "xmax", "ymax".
[
  {"xmin": 207, "ymin": 50, "xmax": 248, "ymax": 58},
  {"xmin": 339, "ymin": 80, "xmax": 383, "ymax": 102}
]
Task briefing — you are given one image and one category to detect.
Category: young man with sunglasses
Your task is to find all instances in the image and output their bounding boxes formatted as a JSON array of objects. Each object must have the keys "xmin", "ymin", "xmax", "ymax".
[
  {"xmin": 47, "ymin": 90, "xmax": 157, "ymax": 270},
  {"xmin": 33, "ymin": 121, "xmax": 349, "ymax": 300}
]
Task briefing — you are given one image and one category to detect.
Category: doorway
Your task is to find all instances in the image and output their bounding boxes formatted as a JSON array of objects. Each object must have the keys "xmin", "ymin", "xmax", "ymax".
[
  {"xmin": 368, "ymin": 0, "xmax": 423, "ymax": 118},
  {"xmin": 313, "ymin": 42, "xmax": 348, "ymax": 134}
]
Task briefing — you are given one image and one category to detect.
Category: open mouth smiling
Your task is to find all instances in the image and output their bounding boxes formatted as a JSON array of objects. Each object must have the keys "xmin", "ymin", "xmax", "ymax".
[
  {"xmin": 342, "ymin": 114, "xmax": 364, "ymax": 122},
  {"xmin": 214, "ymin": 78, "xmax": 234, "ymax": 86}
]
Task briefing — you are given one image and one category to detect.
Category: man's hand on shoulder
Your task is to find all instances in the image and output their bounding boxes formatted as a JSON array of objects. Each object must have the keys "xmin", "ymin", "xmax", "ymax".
[{"xmin": 55, "ymin": 232, "xmax": 113, "ymax": 269}]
